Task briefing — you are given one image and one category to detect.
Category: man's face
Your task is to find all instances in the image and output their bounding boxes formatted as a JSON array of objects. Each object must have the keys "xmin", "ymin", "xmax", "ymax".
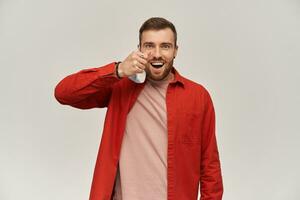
[{"xmin": 139, "ymin": 28, "xmax": 178, "ymax": 81}]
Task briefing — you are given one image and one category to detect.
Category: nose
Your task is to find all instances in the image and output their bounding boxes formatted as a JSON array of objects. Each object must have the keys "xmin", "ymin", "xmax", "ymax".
[{"xmin": 153, "ymin": 47, "xmax": 162, "ymax": 59}]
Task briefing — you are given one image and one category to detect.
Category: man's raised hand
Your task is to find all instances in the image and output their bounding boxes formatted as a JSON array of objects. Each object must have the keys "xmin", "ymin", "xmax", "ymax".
[{"xmin": 117, "ymin": 51, "xmax": 150, "ymax": 78}]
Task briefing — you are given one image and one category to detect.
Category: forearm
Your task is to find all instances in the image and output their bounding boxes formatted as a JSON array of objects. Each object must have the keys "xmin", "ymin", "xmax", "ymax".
[{"xmin": 54, "ymin": 62, "xmax": 121, "ymax": 109}]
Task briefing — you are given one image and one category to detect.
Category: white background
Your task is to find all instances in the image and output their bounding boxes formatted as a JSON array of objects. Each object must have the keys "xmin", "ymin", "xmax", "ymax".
[{"xmin": 1, "ymin": 0, "xmax": 299, "ymax": 199}]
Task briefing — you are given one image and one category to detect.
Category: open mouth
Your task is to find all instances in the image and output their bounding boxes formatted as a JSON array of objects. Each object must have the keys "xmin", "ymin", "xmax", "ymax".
[{"xmin": 150, "ymin": 62, "xmax": 164, "ymax": 69}]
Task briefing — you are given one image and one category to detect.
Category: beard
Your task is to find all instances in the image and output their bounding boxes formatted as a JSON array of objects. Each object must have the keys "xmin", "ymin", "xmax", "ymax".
[{"xmin": 145, "ymin": 59, "xmax": 174, "ymax": 81}]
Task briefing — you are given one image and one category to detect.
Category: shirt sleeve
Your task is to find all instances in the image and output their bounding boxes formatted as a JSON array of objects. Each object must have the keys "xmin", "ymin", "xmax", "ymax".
[
  {"xmin": 54, "ymin": 62, "xmax": 121, "ymax": 109},
  {"xmin": 200, "ymin": 90, "xmax": 224, "ymax": 200}
]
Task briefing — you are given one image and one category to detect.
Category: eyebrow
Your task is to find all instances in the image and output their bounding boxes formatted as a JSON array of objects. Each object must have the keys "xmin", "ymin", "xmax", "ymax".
[
  {"xmin": 143, "ymin": 42, "xmax": 154, "ymax": 45},
  {"xmin": 143, "ymin": 42, "xmax": 174, "ymax": 47},
  {"xmin": 161, "ymin": 42, "xmax": 173, "ymax": 46}
]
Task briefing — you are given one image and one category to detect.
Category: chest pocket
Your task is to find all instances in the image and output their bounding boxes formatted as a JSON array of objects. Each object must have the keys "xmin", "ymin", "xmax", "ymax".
[{"xmin": 179, "ymin": 112, "xmax": 203, "ymax": 144}]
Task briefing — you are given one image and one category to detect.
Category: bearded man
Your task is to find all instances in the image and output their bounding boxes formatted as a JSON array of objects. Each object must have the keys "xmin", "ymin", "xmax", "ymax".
[{"xmin": 55, "ymin": 17, "xmax": 223, "ymax": 200}]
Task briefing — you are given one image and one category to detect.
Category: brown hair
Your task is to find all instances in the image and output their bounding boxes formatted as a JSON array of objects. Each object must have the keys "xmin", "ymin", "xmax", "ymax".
[{"xmin": 139, "ymin": 17, "xmax": 177, "ymax": 46}]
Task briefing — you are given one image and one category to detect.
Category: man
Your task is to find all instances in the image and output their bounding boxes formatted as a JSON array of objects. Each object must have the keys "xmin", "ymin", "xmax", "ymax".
[{"xmin": 55, "ymin": 17, "xmax": 223, "ymax": 200}]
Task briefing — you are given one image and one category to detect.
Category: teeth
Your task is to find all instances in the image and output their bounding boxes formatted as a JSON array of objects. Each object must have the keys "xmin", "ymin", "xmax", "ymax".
[
  {"xmin": 151, "ymin": 62, "xmax": 164, "ymax": 65},
  {"xmin": 150, "ymin": 61, "xmax": 164, "ymax": 68}
]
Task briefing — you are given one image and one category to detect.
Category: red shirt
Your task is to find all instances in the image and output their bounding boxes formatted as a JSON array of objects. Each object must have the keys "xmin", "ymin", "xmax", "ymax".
[{"xmin": 54, "ymin": 62, "xmax": 223, "ymax": 200}]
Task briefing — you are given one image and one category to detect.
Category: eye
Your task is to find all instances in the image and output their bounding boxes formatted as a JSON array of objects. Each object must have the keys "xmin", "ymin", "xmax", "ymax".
[
  {"xmin": 144, "ymin": 43, "xmax": 154, "ymax": 49},
  {"xmin": 161, "ymin": 44, "xmax": 171, "ymax": 49}
]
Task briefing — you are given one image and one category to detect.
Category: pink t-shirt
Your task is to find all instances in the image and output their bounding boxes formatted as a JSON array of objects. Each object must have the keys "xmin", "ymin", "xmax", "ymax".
[{"xmin": 113, "ymin": 73, "xmax": 174, "ymax": 200}]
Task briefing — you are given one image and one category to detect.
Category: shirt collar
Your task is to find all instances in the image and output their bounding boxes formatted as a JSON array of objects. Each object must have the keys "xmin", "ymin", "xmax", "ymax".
[{"xmin": 170, "ymin": 67, "xmax": 185, "ymax": 87}]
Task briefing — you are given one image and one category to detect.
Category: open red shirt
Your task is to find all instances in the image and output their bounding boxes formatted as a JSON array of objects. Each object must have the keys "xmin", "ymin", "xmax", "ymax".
[{"xmin": 54, "ymin": 62, "xmax": 223, "ymax": 200}]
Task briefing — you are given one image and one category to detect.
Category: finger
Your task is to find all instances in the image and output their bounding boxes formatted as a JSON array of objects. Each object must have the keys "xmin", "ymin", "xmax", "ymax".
[
  {"xmin": 140, "ymin": 51, "xmax": 152, "ymax": 62},
  {"xmin": 135, "ymin": 50, "xmax": 145, "ymax": 58},
  {"xmin": 132, "ymin": 59, "xmax": 145, "ymax": 70},
  {"xmin": 134, "ymin": 61, "xmax": 146, "ymax": 70},
  {"xmin": 135, "ymin": 56, "xmax": 148, "ymax": 65},
  {"xmin": 133, "ymin": 59, "xmax": 138, "ymax": 66},
  {"xmin": 134, "ymin": 65, "xmax": 144, "ymax": 73},
  {"xmin": 134, "ymin": 51, "xmax": 148, "ymax": 64}
]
